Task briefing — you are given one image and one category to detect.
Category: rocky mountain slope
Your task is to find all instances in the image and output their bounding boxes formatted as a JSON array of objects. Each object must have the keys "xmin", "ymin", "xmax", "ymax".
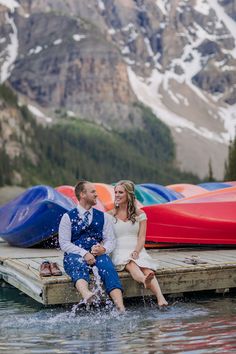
[
  {"xmin": 0, "ymin": 0, "xmax": 236, "ymax": 179},
  {"xmin": 0, "ymin": 85, "xmax": 198, "ymax": 186}
]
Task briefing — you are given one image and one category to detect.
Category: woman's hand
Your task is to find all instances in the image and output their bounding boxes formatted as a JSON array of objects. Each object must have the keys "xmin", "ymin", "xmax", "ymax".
[
  {"xmin": 131, "ymin": 250, "xmax": 139, "ymax": 259},
  {"xmin": 91, "ymin": 244, "xmax": 106, "ymax": 256}
]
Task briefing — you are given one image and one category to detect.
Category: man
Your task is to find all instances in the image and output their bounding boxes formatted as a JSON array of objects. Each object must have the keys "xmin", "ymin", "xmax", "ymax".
[{"xmin": 59, "ymin": 180, "xmax": 125, "ymax": 312}]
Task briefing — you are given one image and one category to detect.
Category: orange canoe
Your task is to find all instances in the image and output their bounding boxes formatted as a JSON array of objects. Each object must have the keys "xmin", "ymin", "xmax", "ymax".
[{"xmin": 56, "ymin": 185, "xmax": 105, "ymax": 212}]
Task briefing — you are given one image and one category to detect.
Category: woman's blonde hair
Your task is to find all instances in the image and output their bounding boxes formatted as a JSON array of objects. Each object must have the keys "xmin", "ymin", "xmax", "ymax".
[{"xmin": 114, "ymin": 180, "xmax": 137, "ymax": 223}]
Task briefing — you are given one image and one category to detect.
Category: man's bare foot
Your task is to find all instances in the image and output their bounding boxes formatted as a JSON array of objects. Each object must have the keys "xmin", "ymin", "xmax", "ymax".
[
  {"xmin": 117, "ymin": 305, "xmax": 126, "ymax": 313},
  {"xmin": 112, "ymin": 300, "xmax": 126, "ymax": 313},
  {"xmin": 144, "ymin": 272, "xmax": 155, "ymax": 288},
  {"xmin": 83, "ymin": 291, "xmax": 96, "ymax": 304}
]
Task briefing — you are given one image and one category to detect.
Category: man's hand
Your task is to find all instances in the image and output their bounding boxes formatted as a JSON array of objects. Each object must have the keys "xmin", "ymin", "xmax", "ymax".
[
  {"xmin": 91, "ymin": 244, "xmax": 106, "ymax": 256},
  {"xmin": 84, "ymin": 252, "xmax": 96, "ymax": 265}
]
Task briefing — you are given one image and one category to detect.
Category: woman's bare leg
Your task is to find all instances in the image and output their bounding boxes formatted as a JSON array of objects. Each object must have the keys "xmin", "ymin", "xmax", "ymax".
[
  {"xmin": 125, "ymin": 261, "xmax": 146, "ymax": 284},
  {"xmin": 142, "ymin": 268, "xmax": 168, "ymax": 307},
  {"xmin": 125, "ymin": 262, "xmax": 156, "ymax": 287},
  {"xmin": 125, "ymin": 262, "xmax": 168, "ymax": 306}
]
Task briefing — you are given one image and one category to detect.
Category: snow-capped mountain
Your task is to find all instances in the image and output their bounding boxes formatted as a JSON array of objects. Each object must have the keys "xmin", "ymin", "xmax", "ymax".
[{"xmin": 0, "ymin": 0, "xmax": 236, "ymax": 179}]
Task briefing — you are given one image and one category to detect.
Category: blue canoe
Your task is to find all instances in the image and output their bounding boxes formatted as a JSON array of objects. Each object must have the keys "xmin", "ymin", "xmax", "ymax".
[
  {"xmin": 140, "ymin": 183, "xmax": 183, "ymax": 202},
  {"xmin": 0, "ymin": 185, "xmax": 75, "ymax": 247},
  {"xmin": 135, "ymin": 185, "xmax": 167, "ymax": 205},
  {"xmin": 198, "ymin": 182, "xmax": 232, "ymax": 191}
]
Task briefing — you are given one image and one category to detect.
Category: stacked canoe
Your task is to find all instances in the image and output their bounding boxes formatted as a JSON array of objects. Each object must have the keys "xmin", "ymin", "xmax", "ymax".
[{"xmin": 0, "ymin": 181, "xmax": 235, "ymax": 247}]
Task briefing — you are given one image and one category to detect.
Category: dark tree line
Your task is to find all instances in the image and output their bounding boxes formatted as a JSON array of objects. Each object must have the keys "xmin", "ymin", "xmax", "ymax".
[{"xmin": 224, "ymin": 135, "xmax": 236, "ymax": 181}]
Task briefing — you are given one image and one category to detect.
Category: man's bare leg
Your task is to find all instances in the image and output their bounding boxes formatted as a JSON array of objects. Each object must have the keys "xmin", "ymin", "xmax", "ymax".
[
  {"xmin": 75, "ymin": 279, "xmax": 95, "ymax": 303},
  {"xmin": 109, "ymin": 288, "xmax": 125, "ymax": 312}
]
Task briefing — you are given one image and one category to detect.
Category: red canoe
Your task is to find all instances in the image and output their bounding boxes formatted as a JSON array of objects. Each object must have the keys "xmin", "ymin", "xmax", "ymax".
[{"xmin": 144, "ymin": 187, "xmax": 236, "ymax": 245}]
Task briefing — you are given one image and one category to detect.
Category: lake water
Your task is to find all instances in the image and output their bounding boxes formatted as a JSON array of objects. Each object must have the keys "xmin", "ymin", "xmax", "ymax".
[{"xmin": 0, "ymin": 283, "xmax": 236, "ymax": 353}]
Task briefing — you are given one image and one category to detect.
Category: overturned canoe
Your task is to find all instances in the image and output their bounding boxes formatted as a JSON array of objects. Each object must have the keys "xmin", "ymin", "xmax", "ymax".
[
  {"xmin": 140, "ymin": 183, "xmax": 182, "ymax": 202},
  {"xmin": 144, "ymin": 187, "xmax": 236, "ymax": 245},
  {"xmin": 0, "ymin": 185, "xmax": 75, "ymax": 247}
]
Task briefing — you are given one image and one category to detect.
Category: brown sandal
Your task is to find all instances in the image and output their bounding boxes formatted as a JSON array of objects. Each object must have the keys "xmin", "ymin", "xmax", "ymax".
[
  {"xmin": 39, "ymin": 261, "xmax": 51, "ymax": 277},
  {"xmin": 50, "ymin": 262, "xmax": 62, "ymax": 276}
]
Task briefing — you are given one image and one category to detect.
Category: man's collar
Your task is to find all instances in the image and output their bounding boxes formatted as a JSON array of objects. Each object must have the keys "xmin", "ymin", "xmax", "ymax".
[{"xmin": 77, "ymin": 204, "xmax": 93, "ymax": 215}]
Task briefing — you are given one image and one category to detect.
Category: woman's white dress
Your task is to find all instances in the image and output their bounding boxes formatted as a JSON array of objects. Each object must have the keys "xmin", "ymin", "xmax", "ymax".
[{"xmin": 112, "ymin": 213, "xmax": 158, "ymax": 271}]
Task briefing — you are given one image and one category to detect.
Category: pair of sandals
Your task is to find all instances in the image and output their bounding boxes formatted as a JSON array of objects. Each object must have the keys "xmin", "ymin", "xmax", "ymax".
[{"xmin": 39, "ymin": 260, "xmax": 62, "ymax": 277}]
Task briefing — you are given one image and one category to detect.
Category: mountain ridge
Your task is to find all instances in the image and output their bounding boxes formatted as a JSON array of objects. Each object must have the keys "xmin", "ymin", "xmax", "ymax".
[{"xmin": 0, "ymin": 0, "xmax": 235, "ymax": 179}]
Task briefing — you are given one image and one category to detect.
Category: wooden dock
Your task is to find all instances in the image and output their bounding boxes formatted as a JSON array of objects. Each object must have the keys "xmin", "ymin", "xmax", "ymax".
[{"xmin": 1, "ymin": 238, "xmax": 236, "ymax": 305}]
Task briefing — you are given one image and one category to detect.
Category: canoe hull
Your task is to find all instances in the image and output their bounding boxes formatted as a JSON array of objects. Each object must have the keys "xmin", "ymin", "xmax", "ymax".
[
  {"xmin": 144, "ymin": 197, "xmax": 236, "ymax": 245},
  {"xmin": 0, "ymin": 186, "xmax": 75, "ymax": 247}
]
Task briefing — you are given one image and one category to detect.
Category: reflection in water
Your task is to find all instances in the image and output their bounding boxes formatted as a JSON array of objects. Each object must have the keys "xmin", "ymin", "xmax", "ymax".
[{"xmin": 0, "ymin": 283, "xmax": 236, "ymax": 353}]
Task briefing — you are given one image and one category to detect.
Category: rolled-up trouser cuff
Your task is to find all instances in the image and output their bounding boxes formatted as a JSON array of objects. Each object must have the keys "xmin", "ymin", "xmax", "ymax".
[{"xmin": 107, "ymin": 285, "xmax": 124, "ymax": 295}]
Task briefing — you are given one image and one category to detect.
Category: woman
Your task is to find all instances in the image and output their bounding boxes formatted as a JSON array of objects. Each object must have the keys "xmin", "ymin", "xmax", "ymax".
[{"xmin": 110, "ymin": 180, "xmax": 168, "ymax": 307}]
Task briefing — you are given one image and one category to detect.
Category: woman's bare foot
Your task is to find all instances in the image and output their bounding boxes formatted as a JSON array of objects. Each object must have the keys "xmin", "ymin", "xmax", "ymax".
[
  {"xmin": 158, "ymin": 296, "xmax": 168, "ymax": 308},
  {"xmin": 144, "ymin": 272, "xmax": 155, "ymax": 288}
]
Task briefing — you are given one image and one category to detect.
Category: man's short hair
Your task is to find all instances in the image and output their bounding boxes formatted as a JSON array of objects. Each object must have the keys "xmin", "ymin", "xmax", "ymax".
[{"xmin": 75, "ymin": 180, "xmax": 89, "ymax": 200}]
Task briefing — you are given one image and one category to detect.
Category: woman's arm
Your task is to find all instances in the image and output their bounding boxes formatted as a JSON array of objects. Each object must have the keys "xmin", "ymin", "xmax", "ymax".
[
  {"xmin": 131, "ymin": 212, "xmax": 147, "ymax": 259},
  {"xmin": 101, "ymin": 213, "xmax": 116, "ymax": 254}
]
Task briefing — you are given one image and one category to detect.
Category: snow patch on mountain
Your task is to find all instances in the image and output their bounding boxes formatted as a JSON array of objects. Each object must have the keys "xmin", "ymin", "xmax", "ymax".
[
  {"xmin": 73, "ymin": 34, "xmax": 87, "ymax": 41},
  {"xmin": 97, "ymin": 0, "xmax": 105, "ymax": 11},
  {"xmin": 156, "ymin": 0, "xmax": 168, "ymax": 15},
  {"xmin": 128, "ymin": 52, "xmax": 236, "ymax": 144},
  {"xmin": 28, "ymin": 105, "xmax": 52, "ymax": 123},
  {"xmin": 219, "ymin": 105, "xmax": 236, "ymax": 141},
  {"xmin": 194, "ymin": 0, "xmax": 210, "ymax": 16},
  {"xmin": 0, "ymin": 0, "xmax": 19, "ymax": 12},
  {"xmin": 210, "ymin": 0, "xmax": 236, "ymax": 59},
  {"xmin": 28, "ymin": 46, "xmax": 43, "ymax": 55},
  {"xmin": 53, "ymin": 39, "xmax": 62, "ymax": 46},
  {"xmin": 0, "ymin": 13, "xmax": 18, "ymax": 83},
  {"xmin": 127, "ymin": 66, "xmax": 225, "ymax": 143}
]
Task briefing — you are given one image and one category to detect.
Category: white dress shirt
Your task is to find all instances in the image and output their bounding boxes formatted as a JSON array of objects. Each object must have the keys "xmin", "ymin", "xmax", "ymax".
[{"xmin": 59, "ymin": 205, "xmax": 116, "ymax": 257}]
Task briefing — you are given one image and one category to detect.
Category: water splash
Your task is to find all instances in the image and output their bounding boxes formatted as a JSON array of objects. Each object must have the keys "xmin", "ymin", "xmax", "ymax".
[{"xmin": 1, "ymin": 287, "xmax": 236, "ymax": 354}]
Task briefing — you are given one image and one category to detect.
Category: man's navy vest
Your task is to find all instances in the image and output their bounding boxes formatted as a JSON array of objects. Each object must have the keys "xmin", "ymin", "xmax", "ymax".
[{"xmin": 67, "ymin": 208, "xmax": 104, "ymax": 251}]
